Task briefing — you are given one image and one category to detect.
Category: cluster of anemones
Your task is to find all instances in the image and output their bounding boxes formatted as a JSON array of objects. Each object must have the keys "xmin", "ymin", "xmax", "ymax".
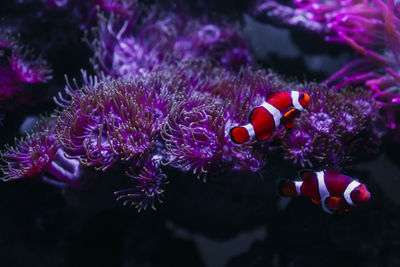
[
  {"xmin": 56, "ymin": 74, "xmax": 172, "ymax": 171},
  {"xmin": 0, "ymin": 61, "xmax": 385, "ymax": 209},
  {"xmin": 86, "ymin": 2, "xmax": 252, "ymax": 78},
  {"xmin": 54, "ymin": 63, "xmax": 268, "ymax": 208}
]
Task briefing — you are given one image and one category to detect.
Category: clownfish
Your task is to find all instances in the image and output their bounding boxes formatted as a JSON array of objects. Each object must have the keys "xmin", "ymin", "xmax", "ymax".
[
  {"xmin": 229, "ymin": 91, "xmax": 310, "ymax": 144},
  {"xmin": 278, "ymin": 170, "xmax": 371, "ymax": 214}
]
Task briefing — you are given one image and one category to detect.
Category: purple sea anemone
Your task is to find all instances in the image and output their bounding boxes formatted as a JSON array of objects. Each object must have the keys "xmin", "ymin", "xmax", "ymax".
[
  {"xmin": 161, "ymin": 97, "xmax": 226, "ymax": 178},
  {"xmin": 0, "ymin": 28, "xmax": 51, "ymax": 101},
  {"xmin": 0, "ymin": 119, "xmax": 59, "ymax": 180},
  {"xmin": 114, "ymin": 154, "xmax": 167, "ymax": 211},
  {"xmin": 8, "ymin": 47, "xmax": 52, "ymax": 84},
  {"xmin": 0, "ymin": 117, "xmax": 81, "ymax": 186},
  {"xmin": 56, "ymin": 73, "xmax": 172, "ymax": 171}
]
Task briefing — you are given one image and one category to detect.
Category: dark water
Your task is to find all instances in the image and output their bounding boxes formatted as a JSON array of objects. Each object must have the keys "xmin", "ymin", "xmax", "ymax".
[
  {"xmin": 1, "ymin": 1, "xmax": 400, "ymax": 267},
  {"xmin": 1, "ymin": 147, "xmax": 400, "ymax": 267}
]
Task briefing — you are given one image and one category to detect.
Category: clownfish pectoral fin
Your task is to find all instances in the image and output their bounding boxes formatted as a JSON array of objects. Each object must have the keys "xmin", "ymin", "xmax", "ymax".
[
  {"xmin": 310, "ymin": 197, "xmax": 321, "ymax": 205},
  {"xmin": 325, "ymin": 196, "xmax": 343, "ymax": 212},
  {"xmin": 282, "ymin": 108, "xmax": 300, "ymax": 129},
  {"xmin": 278, "ymin": 179, "xmax": 300, "ymax": 197},
  {"xmin": 230, "ymin": 126, "xmax": 250, "ymax": 144},
  {"xmin": 283, "ymin": 108, "xmax": 298, "ymax": 120}
]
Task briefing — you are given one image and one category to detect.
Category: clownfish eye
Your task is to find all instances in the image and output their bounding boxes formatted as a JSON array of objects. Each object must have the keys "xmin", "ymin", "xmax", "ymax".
[
  {"xmin": 299, "ymin": 93, "xmax": 305, "ymax": 99},
  {"xmin": 354, "ymin": 190, "xmax": 360, "ymax": 195}
]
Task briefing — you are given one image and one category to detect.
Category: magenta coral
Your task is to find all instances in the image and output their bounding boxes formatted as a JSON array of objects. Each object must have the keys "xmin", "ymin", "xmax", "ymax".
[{"xmin": 320, "ymin": 0, "xmax": 400, "ymax": 137}]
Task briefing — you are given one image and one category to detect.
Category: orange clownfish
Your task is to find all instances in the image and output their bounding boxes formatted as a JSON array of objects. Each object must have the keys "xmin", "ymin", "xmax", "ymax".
[
  {"xmin": 278, "ymin": 170, "xmax": 371, "ymax": 214},
  {"xmin": 229, "ymin": 91, "xmax": 310, "ymax": 144}
]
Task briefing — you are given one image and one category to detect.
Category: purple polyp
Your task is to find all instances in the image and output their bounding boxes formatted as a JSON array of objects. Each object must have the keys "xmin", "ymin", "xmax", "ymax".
[
  {"xmin": 114, "ymin": 154, "xmax": 167, "ymax": 211},
  {"xmin": 197, "ymin": 25, "xmax": 221, "ymax": 45}
]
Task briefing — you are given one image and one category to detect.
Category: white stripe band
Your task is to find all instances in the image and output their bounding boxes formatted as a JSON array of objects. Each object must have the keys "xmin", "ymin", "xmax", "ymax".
[
  {"xmin": 316, "ymin": 171, "xmax": 333, "ymax": 214},
  {"xmin": 244, "ymin": 123, "xmax": 255, "ymax": 139},
  {"xmin": 260, "ymin": 102, "xmax": 282, "ymax": 128},
  {"xmin": 343, "ymin": 180, "xmax": 361, "ymax": 207},
  {"xmin": 294, "ymin": 181, "xmax": 302, "ymax": 195},
  {"xmin": 291, "ymin": 91, "xmax": 304, "ymax": 111}
]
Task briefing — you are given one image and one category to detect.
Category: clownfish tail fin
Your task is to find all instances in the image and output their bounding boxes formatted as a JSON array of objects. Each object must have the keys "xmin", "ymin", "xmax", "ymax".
[
  {"xmin": 278, "ymin": 179, "xmax": 302, "ymax": 197},
  {"xmin": 230, "ymin": 125, "xmax": 251, "ymax": 144}
]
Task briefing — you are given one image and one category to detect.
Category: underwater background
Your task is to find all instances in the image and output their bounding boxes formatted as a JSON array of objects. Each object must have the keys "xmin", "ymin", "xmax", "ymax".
[{"xmin": 1, "ymin": 0, "xmax": 400, "ymax": 266}]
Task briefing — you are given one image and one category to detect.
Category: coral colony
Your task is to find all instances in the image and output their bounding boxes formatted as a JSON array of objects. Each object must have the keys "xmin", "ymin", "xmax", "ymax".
[{"xmin": 0, "ymin": 0, "xmax": 391, "ymax": 212}]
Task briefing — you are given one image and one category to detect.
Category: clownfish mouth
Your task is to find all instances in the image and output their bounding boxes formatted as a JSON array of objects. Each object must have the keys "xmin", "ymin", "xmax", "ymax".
[{"xmin": 360, "ymin": 191, "xmax": 371, "ymax": 203}]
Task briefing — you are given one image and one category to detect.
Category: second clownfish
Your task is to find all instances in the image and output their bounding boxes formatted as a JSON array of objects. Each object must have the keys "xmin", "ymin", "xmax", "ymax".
[
  {"xmin": 229, "ymin": 91, "xmax": 310, "ymax": 144},
  {"xmin": 278, "ymin": 170, "xmax": 371, "ymax": 214}
]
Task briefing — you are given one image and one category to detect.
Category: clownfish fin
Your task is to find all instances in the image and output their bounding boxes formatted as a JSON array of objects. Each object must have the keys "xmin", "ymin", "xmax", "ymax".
[
  {"xmin": 282, "ymin": 108, "xmax": 300, "ymax": 129},
  {"xmin": 298, "ymin": 169, "xmax": 314, "ymax": 180},
  {"xmin": 278, "ymin": 179, "xmax": 300, "ymax": 197},
  {"xmin": 230, "ymin": 126, "xmax": 250, "ymax": 144},
  {"xmin": 283, "ymin": 108, "xmax": 298, "ymax": 120},
  {"xmin": 310, "ymin": 197, "xmax": 321, "ymax": 205},
  {"xmin": 325, "ymin": 196, "xmax": 343, "ymax": 212},
  {"xmin": 283, "ymin": 119, "xmax": 294, "ymax": 129}
]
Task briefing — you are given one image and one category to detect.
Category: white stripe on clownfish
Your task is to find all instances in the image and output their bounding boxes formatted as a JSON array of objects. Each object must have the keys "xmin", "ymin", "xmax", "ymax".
[
  {"xmin": 294, "ymin": 181, "xmax": 302, "ymax": 195},
  {"xmin": 316, "ymin": 171, "xmax": 334, "ymax": 214},
  {"xmin": 291, "ymin": 91, "xmax": 304, "ymax": 111},
  {"xmin": 343, "ymin": 180, "xmax": 361, "ymax": 206},
  {"xmin": 260, "ymin": 102, "xmax": 282, "ymax": 127},
  {"xmin": 243, "ymin": 123, "xmax": 256, "ymax": 139}
]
